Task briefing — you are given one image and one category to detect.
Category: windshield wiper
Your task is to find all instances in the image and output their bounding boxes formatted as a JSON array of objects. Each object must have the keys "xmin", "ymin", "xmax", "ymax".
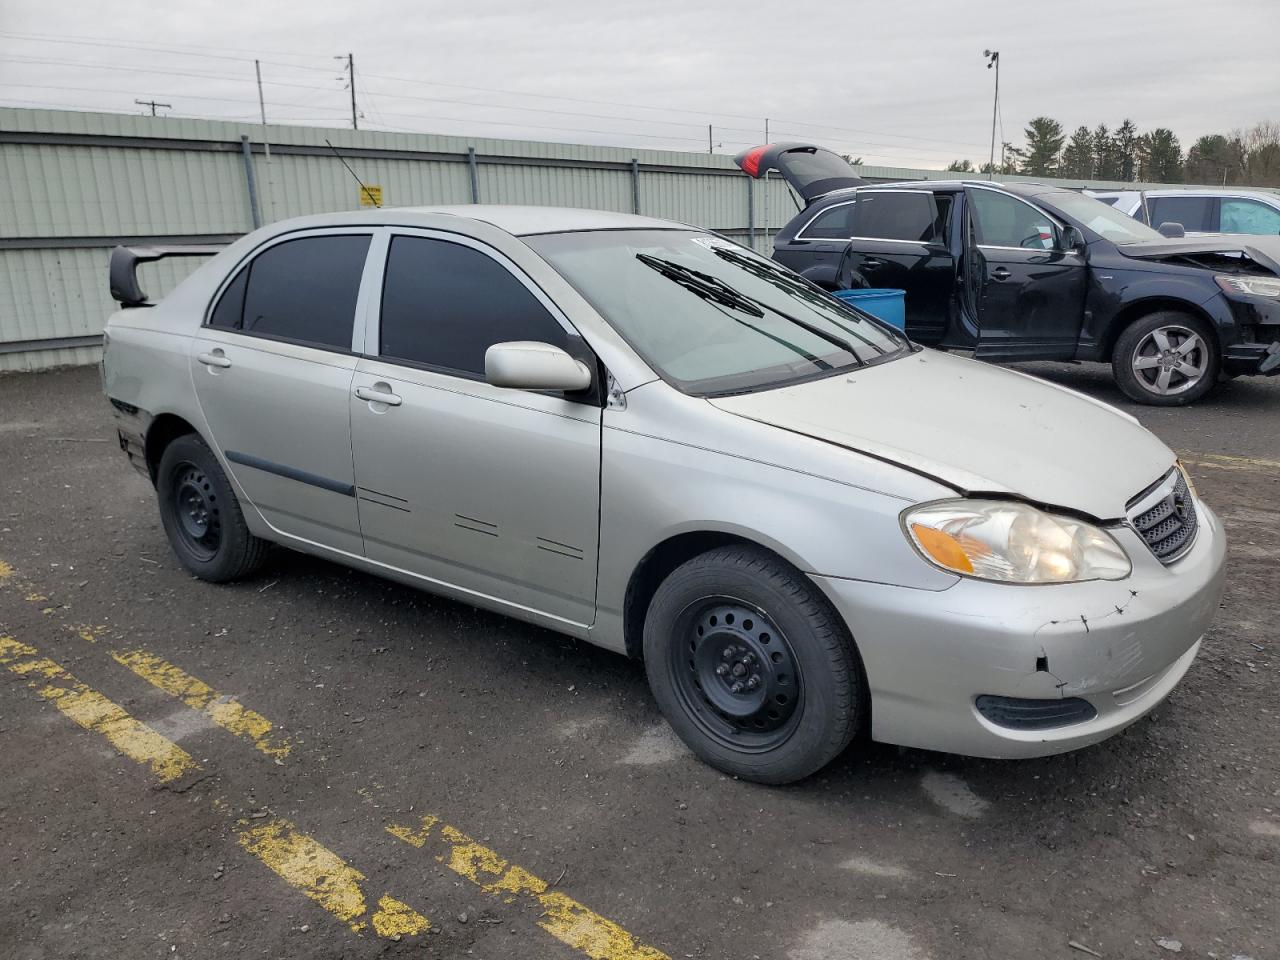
[
  {"xmin": 636, "ymin": 254, "xmax": 832, "ymax": 370},
  {"xmin": 638, "ymin": 253, "xmax": 865, "ymax": 365}
]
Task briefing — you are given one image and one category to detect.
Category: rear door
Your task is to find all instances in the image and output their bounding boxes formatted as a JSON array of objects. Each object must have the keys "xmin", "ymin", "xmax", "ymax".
[
  {"xmin": 349, "ymin": 231, "xmax": 602, "ymax": 627},
  {"xmin": 774, "ymin": 198, "xmax": 857, "ymax": 287},
  {"xmin": 838, "ymin": 189, "xmax": 955, "ymax": 344},
  {"xmin": 965, "ymin": 187, "xmax": 1086, "ymax": 361},
  {"xmin": 733, "ymin": 143, "xmax": 864, "ymax": 203},
  {"xmin": 190, "ymin": 230, "xmax": 376, "ymax": 555}
]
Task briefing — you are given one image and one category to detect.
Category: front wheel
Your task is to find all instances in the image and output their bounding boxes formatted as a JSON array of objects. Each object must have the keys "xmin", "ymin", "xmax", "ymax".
[
  {"xmin": 1112, "ymin": 311, "xmax": 1219, "ymax": 406},
  {"xmin": 642, "ymin": 545, "xmax": 865, "ymax": 784},
  {"xmin": 156, "ymin": 434, "xmax": 269, "ymax": 582}
]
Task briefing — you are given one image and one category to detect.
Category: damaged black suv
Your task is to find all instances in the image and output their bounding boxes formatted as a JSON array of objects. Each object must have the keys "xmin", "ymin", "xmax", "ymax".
[{"xmin": 735, "ymin": 143, "xmax": 1280, "ymax": 405}]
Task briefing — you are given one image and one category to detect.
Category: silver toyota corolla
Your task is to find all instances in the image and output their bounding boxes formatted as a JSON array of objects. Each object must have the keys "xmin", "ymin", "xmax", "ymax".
[{"xmin": 102, "ymin": 206, "xmax": 1227, "ymax": 783}]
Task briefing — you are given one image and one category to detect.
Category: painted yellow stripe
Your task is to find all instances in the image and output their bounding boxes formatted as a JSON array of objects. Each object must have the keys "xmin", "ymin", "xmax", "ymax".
[
  {"xmin": 109, "ymin": 647, "xmax": 291, "ymax": 760},
  {"xmin": 1181, "ymin": 451, "xmax": 1280, "ymax": 472},
  {"xmin": 0, "ymin": 559, "xmax": 13, "ymax": 582},
  {"xmin": 0, "ymin": 636, "xmax": 197, "ymax": 784},
  {"xmin": 237, "ymin": 815, "xmax": 429, "ymax": 937},
  {"xmin": 388, "ymin": 815, "xmax": 668, "ymax": 960}
]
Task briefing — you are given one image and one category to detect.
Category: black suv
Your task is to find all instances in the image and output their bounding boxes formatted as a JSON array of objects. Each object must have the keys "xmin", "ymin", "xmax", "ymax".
[{"xmin": 735, "ymin": 143, "xmax": 1280, "ymax": 405}]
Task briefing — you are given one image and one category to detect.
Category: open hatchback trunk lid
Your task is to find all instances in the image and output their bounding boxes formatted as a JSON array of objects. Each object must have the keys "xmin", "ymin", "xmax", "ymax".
[{"xmin": 733, "ymin": 142, "xmax": 865, "ymax": 205}]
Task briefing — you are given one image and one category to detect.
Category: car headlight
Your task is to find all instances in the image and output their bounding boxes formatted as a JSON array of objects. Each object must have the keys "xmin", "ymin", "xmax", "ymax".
[
  {"xmin": 1215, "ymin": 274, "xmax": 1280, "ymax": 298},
  {"xmin": 903, "ymin": 500, "xmax": 1131, "ymax": 584}
]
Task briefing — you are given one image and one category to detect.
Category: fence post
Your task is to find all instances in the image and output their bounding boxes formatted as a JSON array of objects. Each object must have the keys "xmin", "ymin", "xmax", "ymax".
[
  {"xmin": 240, "ymin": 135, "xmax": 261, "ymax": 229},
  {"xmin": 631, "ymin": 159, "xmax": 640, "ymax": 215},
  {"xmin": 747, "ymin": 178, "xmax": 755, "ymax": 248},
  {"xmin": 468, "ymin": 147, "xmax": 480, "ymax": 203}
]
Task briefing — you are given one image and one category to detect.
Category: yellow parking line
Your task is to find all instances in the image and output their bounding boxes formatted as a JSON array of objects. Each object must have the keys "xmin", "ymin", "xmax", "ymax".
[
  {"xmin": 236, "ymin": 814, "xmax": 429, "ymax": 937},
  {"xmin": 108, "ymin": 647, "xmax": 292, "ymax": 760},
  {"xmin": 0, "ymin": 560, "xmax": 13, "ymax": 582},
  {"xmin": 388, "ymin": 815, "xmax": 669, "ymax": 960},
  {"xmin": 0, "ymin": 636, "xmax": 197, "ymax": 784},
  {"xmin": 1181, "ymin": 452, "xmax": 1280, "ymax": 472}
]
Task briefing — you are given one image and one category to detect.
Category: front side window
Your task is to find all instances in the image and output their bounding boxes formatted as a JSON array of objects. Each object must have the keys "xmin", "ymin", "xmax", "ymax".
[
  {"xmin": 525, "ymin": 230, "xmax": 908, "ymax": 396},
  {"xmin": 854, "ymin": 192, "xmax": 939, "ymax": 242},
  {"xmin": 969, "ymin": 190, "xmax": 1059, "ymax": 249},
  {"xmin": 799, "ymin": 202, "xmax": 857, "ymax": 240},
  {"xmin": 1220, "ymin": 198, "xmax": 1280, "ymax": 235},
  {"xmin": 1148, "ymin": 196, "xmax": 1214, "ymax": 233},
  {"xmin": 379, "ymin": 235, "xmax": 571, "ymax": 376},
  {"xmin": 220, "ymin": 234, "xmax": 371, "ymax": 349}
]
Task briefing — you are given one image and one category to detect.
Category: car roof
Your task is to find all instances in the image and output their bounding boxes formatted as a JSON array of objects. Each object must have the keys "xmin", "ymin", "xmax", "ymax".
[
  {"xmin": 818, "ymin": 180, "xmax": 1068, "ymax": 201},
  {"xmin": 257, "ymin": 205, "xmax": 686, "ymax": 238}
]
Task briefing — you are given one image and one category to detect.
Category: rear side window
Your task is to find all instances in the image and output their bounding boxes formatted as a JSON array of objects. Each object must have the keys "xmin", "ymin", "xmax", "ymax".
[
  {"xmin": 378, "ymin": 235, "xmax": 571, "ymax": 377},
  {"xmin": 1148, "ymin": 196, "xmax": 1213, "ymax": 233},
  {"xmin": 221, "ymin": 235, "xmax": 371, "ymax": 349},
  {"xmin": 799, "ymin": 202, "xmax": 857, "ymax": 239},
  {"xmin": 1219, "ymin": 198, "xmax": 1280, "ymax": 235},
  {"xmin": 854, "ymin": 192, "xmax": 938, "ymax": 242}
]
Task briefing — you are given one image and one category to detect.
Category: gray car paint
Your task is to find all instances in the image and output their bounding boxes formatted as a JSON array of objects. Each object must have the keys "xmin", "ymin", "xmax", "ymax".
[{"xmin": 102, "ymin": 205, "xmax": 1226, "ymax": 760}]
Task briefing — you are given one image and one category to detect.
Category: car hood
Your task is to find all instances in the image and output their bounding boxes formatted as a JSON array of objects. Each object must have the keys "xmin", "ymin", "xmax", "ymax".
[
  {"xmin": 709, "ymin": 350, "xmax": 1174, "ymax": 521},
  {"xmin": 1117, "ymin": 234, "xmax": 1280, "ymax": 275}
]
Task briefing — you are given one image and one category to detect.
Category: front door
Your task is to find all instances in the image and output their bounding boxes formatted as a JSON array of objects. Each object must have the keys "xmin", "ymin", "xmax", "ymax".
[
  {"xmin": 190, "ymin": 231, "xmax": 375, "ymax": 555},
  {"xmin": 965, "ymin": 187, "xmax": 1087, "ymax": 361},
  {"xmin": 349, "ymin": 232, "xmax": 602, "ymax": 627}
]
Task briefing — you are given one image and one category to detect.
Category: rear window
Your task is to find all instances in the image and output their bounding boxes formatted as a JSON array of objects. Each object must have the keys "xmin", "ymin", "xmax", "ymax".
[{"xmin": 216, "ymin": 234, "xmax": 371, "ymax": 350}]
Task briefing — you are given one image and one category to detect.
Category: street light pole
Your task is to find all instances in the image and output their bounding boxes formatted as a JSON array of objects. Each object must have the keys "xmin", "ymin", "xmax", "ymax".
[{"xmin": 984, "ymin": 49, "xmax": 999, "ymax": 179}]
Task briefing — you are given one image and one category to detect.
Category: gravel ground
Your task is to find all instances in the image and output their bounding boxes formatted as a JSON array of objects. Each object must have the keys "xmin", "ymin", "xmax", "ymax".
[{"xmin": 0, "ymin": 362, "xmax": 1277, "ymax": 960}]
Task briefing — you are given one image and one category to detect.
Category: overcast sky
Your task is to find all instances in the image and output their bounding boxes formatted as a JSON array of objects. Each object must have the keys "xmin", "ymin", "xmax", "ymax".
[{"xmin": 2, "ymin": 0, "xmax": 1277, "ymax": 168}]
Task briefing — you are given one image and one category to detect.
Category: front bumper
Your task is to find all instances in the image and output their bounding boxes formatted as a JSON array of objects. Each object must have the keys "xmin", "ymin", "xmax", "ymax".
[{"xmin": 812, "ymin": 500, "xmax": 1227, "ymax": 759}]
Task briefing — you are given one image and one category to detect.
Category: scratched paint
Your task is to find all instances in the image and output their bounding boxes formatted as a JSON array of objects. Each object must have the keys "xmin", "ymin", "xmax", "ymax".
[
  {"xmin": 0, "ymin": 636, "xmax": 197, "ymax": 784},
  {"xmin": 237, "ymin": 816, "xmax": 430, "ymax": 937},
  {"xmin": 109, "ymin": 648, "xmax": 291, "ymax": 760},
  {"xmin": 388, "ymin": 816, "xmax": 668, "ymax": 960}
]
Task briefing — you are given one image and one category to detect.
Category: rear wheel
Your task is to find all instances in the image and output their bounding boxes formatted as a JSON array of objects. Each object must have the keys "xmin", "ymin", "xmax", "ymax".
[
  {"xmin": 642, "ymin": 545, "xmax": 864, "ymax": 784},
  {"xmin": 156, "ymin": 434, "xmax": 268, "ymax": 582},
  {"xmin": 1112, "ymin": 311, "xmax": 1218, "ymax": 405}
]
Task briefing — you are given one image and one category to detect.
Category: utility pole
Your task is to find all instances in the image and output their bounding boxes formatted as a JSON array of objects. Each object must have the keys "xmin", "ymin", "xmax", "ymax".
[
  {"xmin": 346, "ymin": 53, "xmax": 358, "ymax": 130},
  {"xmin": 135, "ymin": 98, "xmax": 171, "ymax": 117},
  {"xmin": 763, "ymin": 118, "xmax": 771, "ymax": 251},
  {"xmin": 708, "ymin": 124, "xmax": 713, "ymax": 155},
  {"xmin": 984, "ymin": 49, "xmax": 999, "ymax": 179},
  {"xmin": 255, "ymin": 59, "xmax": 274, "ymax": 221}
]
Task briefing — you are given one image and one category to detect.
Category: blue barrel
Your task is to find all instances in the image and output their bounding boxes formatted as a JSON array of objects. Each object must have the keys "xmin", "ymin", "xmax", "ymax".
[{"xmin": 832, "ymin": 288, "xmax": 906, "ymax": 330}]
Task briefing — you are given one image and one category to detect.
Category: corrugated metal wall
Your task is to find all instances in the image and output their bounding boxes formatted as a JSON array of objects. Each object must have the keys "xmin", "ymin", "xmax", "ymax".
[{"xmin": 6, "ymin": 106, "xmax": 1264, "ymax": 372}]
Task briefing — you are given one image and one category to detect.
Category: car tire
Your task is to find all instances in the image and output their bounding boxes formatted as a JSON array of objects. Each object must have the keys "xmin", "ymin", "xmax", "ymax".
[
  {"xmin": 156, "ymin": 433, "xmax": 269, "ymax": 582},
  {"xmin": 1112, "ymin": 311, "xmax": 1219, "ymax": 406},
  {"xmin": 642, "ymin": 544, "xmax": 865, "ymax": 784}
]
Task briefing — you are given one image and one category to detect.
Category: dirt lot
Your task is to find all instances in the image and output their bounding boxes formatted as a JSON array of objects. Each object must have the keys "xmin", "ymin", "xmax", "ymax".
[{"xmin": 1, "ymin": 363, "xmax": 1277, "ymax": 960}]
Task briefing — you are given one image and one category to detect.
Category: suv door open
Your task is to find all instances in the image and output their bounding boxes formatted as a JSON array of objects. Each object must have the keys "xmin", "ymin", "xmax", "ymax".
[{"xmin": 965, "ymin": 186, "xmax": 1087, "ymax": 361}]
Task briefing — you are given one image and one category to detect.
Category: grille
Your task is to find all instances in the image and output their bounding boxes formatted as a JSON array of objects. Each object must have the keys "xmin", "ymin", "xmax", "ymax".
[
  {"xmin": 1131, "ymin": 471, "xmax": 1198, "ymax": 562},
  {"xmin": 975, "ymin": 695, "xmax": 1097, "ymax": 730}
]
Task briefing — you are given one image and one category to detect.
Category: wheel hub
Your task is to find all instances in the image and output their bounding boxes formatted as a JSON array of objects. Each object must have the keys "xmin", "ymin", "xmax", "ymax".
[
  {"xmin": 171, "ymin": 465, "xmax": 221, "ymax": 559},
  {"xmin": 683, "ymin": 602, "xmax": 799, "ymax": 735}
]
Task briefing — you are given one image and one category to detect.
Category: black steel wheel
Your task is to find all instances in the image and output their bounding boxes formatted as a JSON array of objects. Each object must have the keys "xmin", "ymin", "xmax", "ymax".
[
  {"xmin": 670, "ymin": 599, "xmax": 803, "ymax": 752},
  {"xmin": 156, "ymin": 433, "xmax": 269, "ymax": 582},
  {"xmin": 643, "ymin": 544, "xmax": 865, "ymax": 784}
]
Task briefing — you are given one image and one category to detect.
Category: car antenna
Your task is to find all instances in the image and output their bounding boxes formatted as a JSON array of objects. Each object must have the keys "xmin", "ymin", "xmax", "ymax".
[{"xmin": 324, "ymin": 138, "xmax": 380, "ymax": 207}]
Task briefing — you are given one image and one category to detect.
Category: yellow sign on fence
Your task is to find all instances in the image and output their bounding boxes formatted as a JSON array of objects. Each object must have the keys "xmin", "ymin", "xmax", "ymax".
[{"xmin": 359, "ymin": 185, "xmax": 383, "ymax": 207}]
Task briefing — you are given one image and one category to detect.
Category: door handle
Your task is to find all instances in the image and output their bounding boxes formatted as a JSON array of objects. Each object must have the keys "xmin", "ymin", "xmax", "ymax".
[
  {"xmin": 862, "ymin": 258, "xmax": 884, "ymax": 269},
  {"xmin": 354, "ymin": 385, "xmax": 402, "ymax": 407},
  {"xmin": 992, "ymin": 267, "xmax": 1011, "ymax": 281},
  {"xmin": 197, "ymin": 351, "xmax": 231, "ymax": 368}
]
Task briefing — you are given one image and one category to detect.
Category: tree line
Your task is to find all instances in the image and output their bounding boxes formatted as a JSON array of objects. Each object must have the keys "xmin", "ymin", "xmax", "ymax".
[{"xmin": 946, "ymin": 118, "xmax": 1280, "ymax": 187}]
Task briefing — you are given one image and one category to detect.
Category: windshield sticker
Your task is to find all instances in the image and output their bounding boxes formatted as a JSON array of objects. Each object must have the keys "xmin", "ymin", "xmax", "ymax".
[{"xmin": 691, "ymin": 236, "xmax": 739, "ymax": 251}]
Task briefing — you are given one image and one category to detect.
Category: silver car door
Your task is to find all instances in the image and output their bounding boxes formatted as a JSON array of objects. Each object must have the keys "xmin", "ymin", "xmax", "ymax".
[
  {"xmin": 190, "ymin": 230, "xmax": 378, "ymax": 556},
  {"xmin": 350, "ymin": 231, "xmax": 602, "ymax": 627}
]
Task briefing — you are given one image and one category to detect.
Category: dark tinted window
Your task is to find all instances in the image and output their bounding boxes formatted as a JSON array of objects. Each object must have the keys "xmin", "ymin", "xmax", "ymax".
[
  {"xmin": 800, "ymin": 202, "xmax": 857, "ymax": 239},
  {"xmin": 1148, "ymin": 196, "xmax": 1214, "ymax": 232},
  {"xmin": 379, "ymin": 235, "xmax": 570, "ymax": 376},
  {"xmin": 854, "ymin": 192, "xmax": 938, "ymax": 242},
  {"xmin": 209, "ymin": 265, "xmax": 248, "ymax": 329},
  {"xmin": 239, "ymin": 235, "xmax": 371, "ymax": 349}
]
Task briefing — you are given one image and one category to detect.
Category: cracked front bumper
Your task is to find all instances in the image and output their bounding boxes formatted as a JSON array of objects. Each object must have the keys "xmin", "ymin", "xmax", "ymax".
[{"xmin": 812, "ymin": 501, "xmax": 1227, "ymax": 759}]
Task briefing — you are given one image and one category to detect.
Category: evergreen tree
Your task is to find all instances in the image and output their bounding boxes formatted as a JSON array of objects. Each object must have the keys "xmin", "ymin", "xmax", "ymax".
[
  {"xmin": 1060, "ymin": 126, "xmax": 1094, "ymax": 179},
  {"xmin": 1141, "ymin": 129, "xmax": 1183, "ymax": 183},
  {"xmin": 1114, "ymin": 119, "xmax": 1140, "ymax": 181},
  {"xmin": 1019, "ymin": 117, "xmax": 1065, "ymax": 176},
  {"xmin": 946, "ymin": 159, "xmax": 974, "ymax": 172},
  {"xmin": 1092, "ymin": 124, "xmax": 1117, "ymax": 179}
]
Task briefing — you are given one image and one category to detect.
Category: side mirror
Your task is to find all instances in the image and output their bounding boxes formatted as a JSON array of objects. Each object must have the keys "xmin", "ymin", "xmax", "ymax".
[
  {"xmin": 1060, "ymin": 225, "xmax": 1087, "ymax": 254},
  {"xmin": 485, "ymin": 341, "xmax": 592, "ymax": 392},
  {"xmin": 1157, "ymin": 221, "xmax": 1186, "ymax": 239}
]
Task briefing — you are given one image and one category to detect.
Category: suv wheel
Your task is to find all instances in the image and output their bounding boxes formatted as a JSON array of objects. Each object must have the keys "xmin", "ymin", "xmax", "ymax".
[
  {"xmin": 642, "ymin": 545, "xmax": 865, "ymax": 784},
  {"xmin": 156, "ymin": 434, "xmax": 269, "ymax": 582},
  {"xmin": 1113, "ymin": 311, "xmax": 1218, "ymax": 405}
]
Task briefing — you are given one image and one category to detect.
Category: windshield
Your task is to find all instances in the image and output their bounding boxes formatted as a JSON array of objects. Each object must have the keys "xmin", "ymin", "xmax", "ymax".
[
  {"xmin": 1046, "ymin": 192, "xmax": 1164, "ymax": 243},
  {"xmin": 525, "ymin": 230, "xmax": 909, "ymax": 396}
]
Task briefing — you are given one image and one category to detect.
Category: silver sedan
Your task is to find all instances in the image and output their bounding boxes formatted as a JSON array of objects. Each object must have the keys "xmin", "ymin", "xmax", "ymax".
[{"xmin": 102, "ymin": 206, "xmax": 1227, "ymax": 783}]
